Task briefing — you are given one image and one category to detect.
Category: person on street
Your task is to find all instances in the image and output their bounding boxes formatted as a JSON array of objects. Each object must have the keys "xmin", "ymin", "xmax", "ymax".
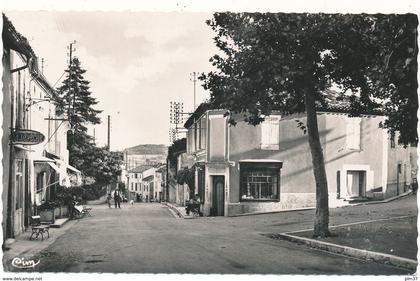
[
  {"xmin": 106, "ymin": 193, "xmax": 112, "ymax": 208},
  {"xmin": 114, "ymin": 189, "xmax": 121, "ymax": 208},
  {"xmin": 70, "ymin": 195, "xmax": 78, "ymax": 219},
  {"xmin": 186, "ymin": 194, "xmax": 201, "ymax": 216},
  {"xmin": 412, "ymin": 178, "xmax": 418, "ymax": 195}
]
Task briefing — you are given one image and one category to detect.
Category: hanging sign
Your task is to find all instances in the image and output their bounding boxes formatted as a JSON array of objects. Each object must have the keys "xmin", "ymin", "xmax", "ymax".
[{"xmin": 11, "ymin": 129, "xmax": 45, "ymax": 145}]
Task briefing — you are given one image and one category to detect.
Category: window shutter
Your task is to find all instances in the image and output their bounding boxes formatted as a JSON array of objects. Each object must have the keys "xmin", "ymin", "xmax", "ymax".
[
  {"xmin": 261, "ymin": 122, "xmax": 269, "ymax": 146},
  {"xmin": 270, "ymin": 120, "xmax": 279, "ymax": 145},
  {"xmin": 261, "ymin": 117, "xmax": 279, "ymax": 149},
  {"xmin": 346, "ymin": 118, "xmax": 361, "ymax": 150},
  {"xmin": 346, "ymin": 120, "xmax": 354, "ymax": 148},
  {"xmin": 354, "ymin": 119, "xmax": 361, "ymax": 149}
]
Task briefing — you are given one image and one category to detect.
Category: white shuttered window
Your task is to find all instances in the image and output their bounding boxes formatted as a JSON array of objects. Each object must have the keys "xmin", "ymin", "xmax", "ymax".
[
  {"xmin": 261, "ymin": 117, "xmax": 280, "ymax": 150},
  {"xmin": 346, "ymin": 117, "xmax": 361, "ymax": 150}
]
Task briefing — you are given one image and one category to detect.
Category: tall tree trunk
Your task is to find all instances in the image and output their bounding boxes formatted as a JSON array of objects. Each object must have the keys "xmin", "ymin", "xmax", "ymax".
[{"xmin": 304, "ymin": 89, "xmax": 330, "ymax": 238}]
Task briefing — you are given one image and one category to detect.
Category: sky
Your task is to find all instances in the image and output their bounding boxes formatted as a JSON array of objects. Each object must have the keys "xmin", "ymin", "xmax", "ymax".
[
  {"xmin": 3, "ymin": 1, "xmax": 418, "ymax": 153},
  {"xmin": 5, "ymin": 11, "xmax": 217, "ymax": 151}
]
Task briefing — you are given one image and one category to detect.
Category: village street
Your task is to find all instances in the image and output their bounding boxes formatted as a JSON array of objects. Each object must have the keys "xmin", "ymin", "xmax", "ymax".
[{"xmin": 5, "ymin": 195, "xmax": 416, "ymax": 274}]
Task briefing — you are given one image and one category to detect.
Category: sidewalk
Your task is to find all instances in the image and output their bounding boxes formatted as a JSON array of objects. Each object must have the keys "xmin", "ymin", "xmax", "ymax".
[
  {"xmin": 233, "ymin": 190, "xmax": 414, "ymax": 217},
  {"xmin": 270, "ymin": 214, "xmax": 418, "ymax": 271},
  {"xmin": 2, "ymin": 218, "xmax": 78, "ymax": 272},
  {"xmin": 164, "ymin": 191, "xmax": 414, "ymax": 219}
]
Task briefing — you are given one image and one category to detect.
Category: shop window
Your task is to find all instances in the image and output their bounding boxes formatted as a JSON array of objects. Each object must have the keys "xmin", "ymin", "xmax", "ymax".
[
  {"xmin": 240, "ymin": 165, "xmax": 280, "ymax": 201},
  {"xmin": 15, "ymin": 159, "xmax": 24, "ymax": 210},
  {"xmin": 36, "ymin": 172, "xmax": 45, "ymax": 193},
  {"xmin": 261, "ymin": 117, "xmax": 280, "ymax": 150}
]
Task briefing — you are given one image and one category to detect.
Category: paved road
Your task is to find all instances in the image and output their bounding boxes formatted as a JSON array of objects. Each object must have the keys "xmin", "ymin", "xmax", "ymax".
[{"xmin": 12, "ymin": 196, "xmax": 416, "ymax": 274}]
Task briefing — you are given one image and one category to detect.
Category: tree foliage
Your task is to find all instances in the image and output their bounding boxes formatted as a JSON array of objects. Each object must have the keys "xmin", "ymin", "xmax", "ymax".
[
  {"xmin": 54, "ymin": 57, "xmax": 102, "ymax": 131},
  {"xmin": 201, "ymin": 13, "xmax": 418, "ymax": 237},
  {"xmin": 176, "ymin": 167, "xmax": 196, "ymax": 198},
  {"xmin": 202, "ymin": 13, "xmax": 418, "ymax": 142},
  {"xmin": 79, "ymin": 146, "xmax": 123, "ymax": 184},
  {"xmin": 167, "ymin": 138, "xmax": 187, "ymax": 167},
  {"xmin": 53, "ymin": 57, "xmax": 122, "ymax": 186}
]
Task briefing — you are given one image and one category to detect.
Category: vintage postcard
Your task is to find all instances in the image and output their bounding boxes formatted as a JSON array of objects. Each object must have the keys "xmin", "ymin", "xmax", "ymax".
[{"xmin": 1, "ymin": 1, "xmax": 418, "ymax": 280}]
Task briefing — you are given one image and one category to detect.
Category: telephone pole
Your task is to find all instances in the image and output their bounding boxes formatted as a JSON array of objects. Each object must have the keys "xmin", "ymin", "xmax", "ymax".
[
  {"xmin": 169, "ymin": 101, "xmax": 191, "ymax": 143},
  {"xmin": 190, "ymin": 72, "xmax": 197, "ymax": 111},
  {"xmin": 107, "ymin": 115, "xmax": 111, "ymax": 150},
  {"xmin": 67, "ymin": 41, "xmax": 76, "ymax": 127}
]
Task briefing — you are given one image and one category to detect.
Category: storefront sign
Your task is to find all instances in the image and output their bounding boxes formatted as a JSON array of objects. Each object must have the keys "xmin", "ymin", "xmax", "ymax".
[{"xmin": 11, "ymin": 129, "xmax": 45, "ymax": 145}]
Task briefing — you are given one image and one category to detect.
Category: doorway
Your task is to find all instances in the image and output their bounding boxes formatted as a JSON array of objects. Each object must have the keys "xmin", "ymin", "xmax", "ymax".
[
  {"xmin": 346, "ymin": 170, "xmax": 366, "ymax": 198},
  {"xmin": 211, "ymin": 176, "xmax": 225, "ymax": 216}
]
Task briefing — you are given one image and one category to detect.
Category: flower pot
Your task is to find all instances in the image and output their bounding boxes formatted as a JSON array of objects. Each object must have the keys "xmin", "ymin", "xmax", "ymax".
[
  {"xmin": 61, "ymin": 206, "xmax": 68, "ymax": 217},
  {"xmin": 54, "ymin": 207, "xmax": 61, "ymax": 218},
  {"xmin": 39, "ymin": 209, "xmax": 54, "ymax": 223}
]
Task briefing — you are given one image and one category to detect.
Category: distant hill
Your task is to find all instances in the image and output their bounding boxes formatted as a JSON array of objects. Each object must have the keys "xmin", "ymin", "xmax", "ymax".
[{"xmin": 124, "ymin": 144, "xmax": 167, "ymax": 155}]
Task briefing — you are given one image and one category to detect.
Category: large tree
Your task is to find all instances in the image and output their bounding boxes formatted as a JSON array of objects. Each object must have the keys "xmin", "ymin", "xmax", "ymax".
[
  {"xmin": 201, "ymin": 13, "xmax": 417, "ymax": 237},
  {"xmin": 55, "ymin": 57, "xmax": 101, "ymax": 131},
  {"xmin": 53, "ymin": 57, "xmax": 122, "ymax": 185},
  {"xmin": 54, "ymin": 57, "xmax": 102, "ymax": 168}
]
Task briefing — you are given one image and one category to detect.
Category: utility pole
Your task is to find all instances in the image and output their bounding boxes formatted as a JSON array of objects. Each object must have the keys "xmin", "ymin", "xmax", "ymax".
[
  {"xmin": 169, "ymin": 101, "xmax": 183, "ymax": 142},
  {"xmin": 41, "ymin": 58, "xmax": 44, "ymax": 74},
  {"xmin": 93, "ymin": 127, "xmax": 96, "ymax": 145},
  {"xmin": 169, "ymin": 101, "xmax": 190, "ymax": 143},
  {"xmin": 190, "ymin": 72, "xmax": 197, "ymax": 111},
  {"xmin": 125, "ymin": 151, "xmax": 128, "ymax": 170},
  {"xmin": 67, "ymin": 41, "xmax": 76, "ymax": 127},
  {"xmin": 107, "ymin": 115, "xmax": 111, "ymax": 150}
]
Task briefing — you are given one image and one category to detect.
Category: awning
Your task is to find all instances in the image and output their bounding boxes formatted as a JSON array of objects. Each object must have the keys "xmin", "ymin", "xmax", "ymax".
[
  {"xmin": 13, "ymin": 144, "xmax": 35, "ymax": 152},
  {"xmin": 239, "ymin": 159, "xmax": 283, "ymax": 169},
  {"xmin": 143, "ymin": 175, "xmax": 154, "ymax": 182},
  {"xmin": 67, "ymin": 164, "xmax": 81, "ymax": 174},
  {"xmin": 34, "ymin": 159, "xmax": 60, "ymax": 173},
  {"xmin": 239, "ymin": 159, "xmax": 283, "ymax": 163},
  {"xmin": 33, "ymin": 156, "xmax": 56, "ymax": 163}
]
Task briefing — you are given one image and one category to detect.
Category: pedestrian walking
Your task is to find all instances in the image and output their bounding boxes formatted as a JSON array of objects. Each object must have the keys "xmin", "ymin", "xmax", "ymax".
[
  {"xmin": 114, "ymin": 189, "xmax": 121, "ymax": 208},
  {"xmin": 106, "ymin": 193, "xmax": 112, "ymax": 208}
]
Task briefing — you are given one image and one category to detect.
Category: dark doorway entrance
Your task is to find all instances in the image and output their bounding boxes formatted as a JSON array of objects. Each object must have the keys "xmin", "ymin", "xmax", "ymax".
[{"xmin": 211, "ymin": 176, "xmax": 225, "ymax": 216}]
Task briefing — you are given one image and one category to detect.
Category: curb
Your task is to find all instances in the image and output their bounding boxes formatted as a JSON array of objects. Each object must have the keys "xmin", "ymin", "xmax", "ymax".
[
  {"xmin": 273, "ymin": 233, "xmax": 417, "ymax": 271},
  {"xmin": 229, "ymin": 207, "xmax": 315, "ymax": 217},
  {"xmin": 365, "ymin": 191, "xmax": 412, "ymax": 204},
  {"xmin": 162, "ymin": 203, "xmax": 198, "ymax": 219},
  {"xmin": 162, "ymin": 203, "xmax": 184, "ymax": 218}
]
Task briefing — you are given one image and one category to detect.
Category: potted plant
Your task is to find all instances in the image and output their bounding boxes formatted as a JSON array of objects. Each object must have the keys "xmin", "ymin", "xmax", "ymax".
[{"xmin": 37, "ymin": 201, "xmax": 60, "ymax": 223}]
